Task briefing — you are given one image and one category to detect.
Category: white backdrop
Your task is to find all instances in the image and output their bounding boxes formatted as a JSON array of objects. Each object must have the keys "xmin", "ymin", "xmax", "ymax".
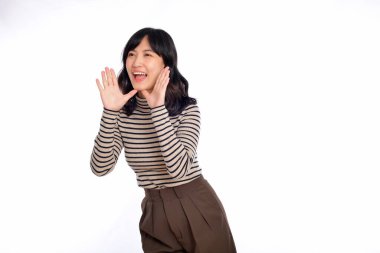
[{"xmin": 1, "ymin": 0, "xmax": 380, "ymax": 252}]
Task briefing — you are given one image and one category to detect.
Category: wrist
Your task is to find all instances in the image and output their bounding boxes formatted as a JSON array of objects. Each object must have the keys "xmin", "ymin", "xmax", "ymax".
[
  {"xmin": 103, "ymin": 107, "xmax": 121, "ymax": 117},
  {"xmin": 103, "ymin": 103, "xmax": 123, "ymax": 111}
]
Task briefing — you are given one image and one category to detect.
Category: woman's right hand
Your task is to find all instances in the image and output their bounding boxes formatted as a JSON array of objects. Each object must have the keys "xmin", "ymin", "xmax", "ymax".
[{"xmin": 96, "ymin": 67, "xmax": 137, "ymax": 111}]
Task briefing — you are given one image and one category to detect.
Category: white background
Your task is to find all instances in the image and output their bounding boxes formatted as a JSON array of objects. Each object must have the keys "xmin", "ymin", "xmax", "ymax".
[{"xmin": 1, "ymin": 0, "xmax": 380, "ymax": 252}]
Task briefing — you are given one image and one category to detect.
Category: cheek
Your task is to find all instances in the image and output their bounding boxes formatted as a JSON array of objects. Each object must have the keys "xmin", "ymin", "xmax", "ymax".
[
  {"xmin": 151, "ymin": 70, "xmax": 161, "ymax": 79},
  {"xmin": 148, "ymin": 71, "xmax": 163, "ymax": 86},
  {"xmin": 126, "ymin": 58, "xmax": 133, "ymax": 69},
  {"xmin": 125, "ymin": 65, "xmax": 133, "ymax": 79},
  {"xmin": 150, "ymin": 63, "xmax": 165, "ymax": 78}
]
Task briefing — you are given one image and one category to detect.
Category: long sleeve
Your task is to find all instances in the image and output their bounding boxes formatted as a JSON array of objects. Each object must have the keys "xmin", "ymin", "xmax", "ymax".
[
  {"xmin": 150, "ymin": 104, "xmax": 201, "ymax": 179},
  {"xmin": 90, "ymin": 108, "xmax": 123, "ymax": 176}
]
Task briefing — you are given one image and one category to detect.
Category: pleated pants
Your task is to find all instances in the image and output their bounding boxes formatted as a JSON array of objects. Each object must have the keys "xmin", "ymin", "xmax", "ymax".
[{"xmin": 139, "ymin": 176, "xmax": 237, "ymax": 253}]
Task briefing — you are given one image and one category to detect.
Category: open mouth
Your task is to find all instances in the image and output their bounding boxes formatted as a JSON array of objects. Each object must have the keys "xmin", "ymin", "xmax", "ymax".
[{"xmin": 133, "ymin": 72, "xmax": 147, "ymax": 82}]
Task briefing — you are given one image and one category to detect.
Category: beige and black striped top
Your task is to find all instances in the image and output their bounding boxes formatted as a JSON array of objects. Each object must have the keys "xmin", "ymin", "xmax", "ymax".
[{"xmin": 90, "ymin": 96, "xmax": 202, "ymax": 189}]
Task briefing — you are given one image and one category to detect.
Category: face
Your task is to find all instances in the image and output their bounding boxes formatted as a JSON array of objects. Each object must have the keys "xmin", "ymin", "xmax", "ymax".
[{"xmin": 126, "ymin": 36, "xmax": 165, "ymax": 94}]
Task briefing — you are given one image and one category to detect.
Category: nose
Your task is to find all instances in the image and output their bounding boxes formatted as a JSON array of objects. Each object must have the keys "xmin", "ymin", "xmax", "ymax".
[{"xmin": 132, "ymin": 54, "xmax": 143, "ymax": 67}]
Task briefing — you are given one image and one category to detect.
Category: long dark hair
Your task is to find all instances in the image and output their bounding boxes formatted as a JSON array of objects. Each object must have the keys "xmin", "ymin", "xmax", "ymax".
[{"xmin": 118, "ymin": 27, "xmax": 196, "ymax": 116}]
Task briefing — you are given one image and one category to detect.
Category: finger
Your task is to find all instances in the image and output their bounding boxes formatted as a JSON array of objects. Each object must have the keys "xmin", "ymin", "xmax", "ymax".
[
  {"xmin": 159, "ymin": 77, "xmax": 170, "ymax": 95},
  {"xmin": 159, "ymin": 67, "xmax": 170, "ymax": 90},
  {"xmin": 105, "ymin": 67, "xmax": 114, "ymax": 87},
  {"xmin": 154, "ymin": 67, "xmax": 169, "ymax": 91},
  {"xmin": 163, "ymin": 76, "xmax": 170, "ymax": 88},
  {"xmin": 101, "ymin": 71, "xmax": 108, "ymax": 87},
  {"xmin": 127, "ymin": 89, "xmax": 138, "ymax": 96},
  {"xmin": 96, "ymin": 78, "xmax": 104, "ymax": 92},
  {"xmin": 164, "ymin": 67, "xmax": 170, "ymax": 84},
  {"xmin": 155, "ymin": 67, "xmax": 166, "ymax": 84},
  {"xmin": 110, "ymin": 68, "xmax": 118, "ymax": 87},
  {"xmin": 160, "ymin": 67, "xmax": 170, "ymax": 86},
  {"xmin": 124, "ymin": 89, "xmax": 138, "ymax": 102},
  {"xmin": 160, "ymin": 67, "xmax": 170, "ymax": 83}
]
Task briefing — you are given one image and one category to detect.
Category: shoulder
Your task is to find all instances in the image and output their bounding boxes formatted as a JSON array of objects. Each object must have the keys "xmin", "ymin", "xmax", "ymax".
[
  {"xmin": 177, "ymin": 104, "xmax": 201, "ymax": 125},
  {"xmin": 182, "ymin": 103, "xmax": 200, "ymax": 116}
]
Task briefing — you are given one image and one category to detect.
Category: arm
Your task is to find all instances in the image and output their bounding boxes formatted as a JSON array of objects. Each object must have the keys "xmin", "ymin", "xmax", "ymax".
[
  {"xmin": 141, "ymin": 67, "xmax": 200, "ymax": 178},
  {"xmin": 90, "ymin": 108, "xmax": 123, "ymax": 176},
  {"xmin": 91, "ymin": 67, "xmax": 137, "ymax": 176},
  {"xmin": 150, "ymin": 104, "xmax": 201, "ymax": 179}
]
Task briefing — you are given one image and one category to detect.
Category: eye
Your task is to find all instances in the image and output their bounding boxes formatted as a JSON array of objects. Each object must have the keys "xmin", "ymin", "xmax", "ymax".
[
  {"xmin": 127, "ymin": 52, "xmax": 135, "ymax": 57},
  {"xmin": 144, "ymin": 53, "xmax": 152, "ymax": 57}
]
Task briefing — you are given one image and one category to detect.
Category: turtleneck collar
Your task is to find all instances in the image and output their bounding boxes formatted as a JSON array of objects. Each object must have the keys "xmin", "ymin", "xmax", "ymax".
[{"xmin": 135, "ymin": 95, "xmax": 151, "ymax": 113}]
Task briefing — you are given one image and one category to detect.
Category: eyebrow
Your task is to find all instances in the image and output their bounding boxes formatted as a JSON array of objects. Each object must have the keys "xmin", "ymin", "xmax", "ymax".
[{"xmin": 130, "ymin": 49, "xmax": 155, "ymax": 53}]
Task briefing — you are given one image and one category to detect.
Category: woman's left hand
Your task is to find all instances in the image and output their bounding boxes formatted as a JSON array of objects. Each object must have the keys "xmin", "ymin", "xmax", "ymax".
[{"xmin": 141, "ymin": 66, "xmax": 170, "ymax": 108}]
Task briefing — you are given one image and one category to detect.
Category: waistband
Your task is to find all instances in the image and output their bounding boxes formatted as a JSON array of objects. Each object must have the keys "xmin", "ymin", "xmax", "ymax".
[{"xmin": 144, "ymin": 175, "xmax": 205, "ymax": 200}]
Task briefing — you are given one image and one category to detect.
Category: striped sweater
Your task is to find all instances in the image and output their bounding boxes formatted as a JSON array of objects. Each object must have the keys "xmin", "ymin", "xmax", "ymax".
[{"xmin": 90, "ymin": 96, "xmax": 202, "ymax": 189}]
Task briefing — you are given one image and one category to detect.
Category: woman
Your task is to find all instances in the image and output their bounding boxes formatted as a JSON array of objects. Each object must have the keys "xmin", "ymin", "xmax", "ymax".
[{"xmin": 90, "ymin": 27, "xmax": 236, "ymax": 253}]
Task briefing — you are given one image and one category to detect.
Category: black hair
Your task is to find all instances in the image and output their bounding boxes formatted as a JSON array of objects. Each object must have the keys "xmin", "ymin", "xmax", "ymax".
[{"xmin": 118, "ymin": 27, "xmax": 196, "ymax": 116}]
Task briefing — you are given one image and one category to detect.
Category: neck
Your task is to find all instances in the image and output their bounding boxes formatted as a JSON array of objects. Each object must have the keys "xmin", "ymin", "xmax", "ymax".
[
  {"xmin": 137, "ymin": 89, "xmax": 153, "ymax": 98},
  {"xmin": 135, "ymin": 95, "xmax": 150, "ymax": 112},
  {"xmin": 137, "ymin": 91, "xmax": 145, "ymax": 98}
]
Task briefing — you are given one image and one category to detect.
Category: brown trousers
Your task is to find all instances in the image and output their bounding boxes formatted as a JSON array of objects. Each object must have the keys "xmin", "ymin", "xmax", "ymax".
[{"xmin": 139, "ymin": 176, "xmax": 237, "ymax": 253}]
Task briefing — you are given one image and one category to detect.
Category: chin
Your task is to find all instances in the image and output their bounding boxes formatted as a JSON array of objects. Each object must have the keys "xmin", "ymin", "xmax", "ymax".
[{"xmin": 132, "ymin": 83, "xmax": 153, "ymax": 91}]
